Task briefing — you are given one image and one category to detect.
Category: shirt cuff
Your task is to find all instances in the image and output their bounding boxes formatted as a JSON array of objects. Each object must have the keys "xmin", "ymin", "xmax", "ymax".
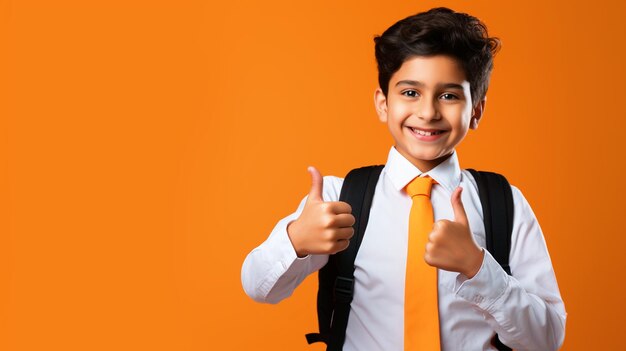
[
  {"xmin": 254, "ymin": 216, "xmax": 311, "ymax": 297},
  {"xmin": 454, "ymin": 248, "xmax": 510, "ymax": 313},
  {"xmin": 273, "ymin": 218, "xmax": 312, "ymax": 271}
]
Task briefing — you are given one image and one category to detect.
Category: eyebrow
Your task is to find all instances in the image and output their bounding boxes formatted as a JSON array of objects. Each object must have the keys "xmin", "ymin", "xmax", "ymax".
[{"xmin": 395, "ymin": 80, "xmax": 464, "ymax": 90}]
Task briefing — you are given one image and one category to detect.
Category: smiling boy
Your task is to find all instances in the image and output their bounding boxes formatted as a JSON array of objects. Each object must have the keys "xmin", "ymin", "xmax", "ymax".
[
  {"xmin": 376, "ymin": 54, "xmax": 487, "ymax": 280},
  {"xmin": 242, "ymin": 7, "xmax": 566, "ymax": 351}
]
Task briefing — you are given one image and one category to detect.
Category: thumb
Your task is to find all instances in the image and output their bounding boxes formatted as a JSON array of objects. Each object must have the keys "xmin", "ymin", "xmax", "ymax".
[
  {"xmin": 307, "ymin": 166, "xmax": 324, "ymax": 202},
  {"xmin": 451, "ymin": 186, "xmax": 469, "ymax": 226}
]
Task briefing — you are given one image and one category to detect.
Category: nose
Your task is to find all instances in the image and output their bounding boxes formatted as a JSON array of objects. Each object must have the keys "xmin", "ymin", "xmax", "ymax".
[{"xmin": 415, "ymin": 98, "xmax": 440, "ymax": 122}]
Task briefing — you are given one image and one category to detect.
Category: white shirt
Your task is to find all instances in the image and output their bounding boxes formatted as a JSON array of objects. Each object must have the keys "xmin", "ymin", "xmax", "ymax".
[{"xmin": 241, "ymin": 147, "xmax": 566, "ymax": 351}]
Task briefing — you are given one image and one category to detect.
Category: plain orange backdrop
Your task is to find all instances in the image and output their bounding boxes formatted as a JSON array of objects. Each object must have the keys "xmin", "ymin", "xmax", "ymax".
[{"xmin": 2, "ymin": 0, "xmax": 625, "ymax": 350}]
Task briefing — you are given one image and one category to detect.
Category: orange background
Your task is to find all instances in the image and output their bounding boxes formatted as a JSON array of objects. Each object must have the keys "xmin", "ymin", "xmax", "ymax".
[{"xmin": 1, "ymin": 0, "xmax": 625, "ymax": 350}]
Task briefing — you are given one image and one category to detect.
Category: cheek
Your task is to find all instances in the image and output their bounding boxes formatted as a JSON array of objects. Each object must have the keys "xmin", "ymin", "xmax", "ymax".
[
  {"xmin": 388, "ymin": 105, "xmax": 411, "ymax": 125},
  {"xmin": 450, "ymin": 122, "xmax": 469, "ymax": 138},
  {"xmin": 448, "ymin": 109, "xmax": 472, "ymax": 131},
  {"xmin": 456, "ymin": 118, "xmax": 470, "ymax": 131}
]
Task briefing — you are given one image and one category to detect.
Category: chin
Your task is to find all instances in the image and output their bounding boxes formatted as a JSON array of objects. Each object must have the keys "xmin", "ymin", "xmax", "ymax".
[
  {"xmin": 407, "ymin": 149, "xmax": 445, "ymax": 162},
  {"xmin": 405, "ymin": 148, "xmax": 453, "ymax": 166}
]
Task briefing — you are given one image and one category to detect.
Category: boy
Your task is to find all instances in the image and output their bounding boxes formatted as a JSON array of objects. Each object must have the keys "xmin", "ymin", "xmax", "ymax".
[{"xmin": 241, "ymin": 7, "xmax": 566, "ymax": 351}]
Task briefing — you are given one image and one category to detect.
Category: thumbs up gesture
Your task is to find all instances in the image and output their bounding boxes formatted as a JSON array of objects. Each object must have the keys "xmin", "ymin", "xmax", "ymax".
[
  {"xmin": 424, "ymin": 187, "xmax": 485, "ymax": 278},
  {"xmin": 287, "ymin": 166, "xmax": 356, "ymax": 257}
]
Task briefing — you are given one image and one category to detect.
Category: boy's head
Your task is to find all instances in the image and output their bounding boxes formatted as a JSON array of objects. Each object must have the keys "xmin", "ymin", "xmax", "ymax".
[
  {"xmin": 374, "ymin": 7, "xmax": 500, "ymax": 106},
  {"xmin": 373, "ymin": 8, "xmax": 501, "ymax": 171}
]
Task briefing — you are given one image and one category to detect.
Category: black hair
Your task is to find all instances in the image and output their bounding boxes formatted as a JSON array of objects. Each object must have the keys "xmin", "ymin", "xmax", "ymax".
[{"xmin": 374, "ymin": 7, "xmax": 501, "ymax": 106}]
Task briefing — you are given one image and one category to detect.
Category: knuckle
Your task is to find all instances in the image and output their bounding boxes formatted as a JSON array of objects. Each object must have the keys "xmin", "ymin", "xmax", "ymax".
[
  {"xmin": 335, "ymin": 240, "xmax": 348, "ymax": 254},
  {"xmin": 342, "ymin": 240, "xmax": 350, "ymax": 252},
  {"xmin": 321, "ymin": 216, "xmax": 333, "ymax": 228},
  {"xmin": 347, "ymin": 228, "xmax": 355, "ymax": 239},
  {"xmin": 425, "ymin": 242, "xmax": 435, "ymax": 253},
  {"xmin": 324, "ymin": 202, "xmax": 337, "ymax": 213},
  {"xmin": 428, "ymin": 232, "xmax": 436, "ymax": 242},
  {"xmin": 325, "ymin": 242, "xmax": 336, "ymax": 253},
  {"xmin": 346, "ymin": 214, "xmax": 356, "ymax": 226},
  {"xmin": 326, "ymin": 216, "xmax": 337, "ymax": 227},
  {"xmin": 344, "ymin": 202, "xmax": 353, "ymax": 213},
  {"xmin": 424, "ymin": 252, "xmax": 433, "ymax": 265}
]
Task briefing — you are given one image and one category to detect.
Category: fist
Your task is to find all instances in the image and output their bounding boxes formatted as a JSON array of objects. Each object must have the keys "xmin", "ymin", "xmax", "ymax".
[
  {"xmin": 424, "ymin": 187, "xmax": 485, "ymax": 278},
  {"xmin": 287, "ymin": 166, "xmax": 355, "ymax": 257}
]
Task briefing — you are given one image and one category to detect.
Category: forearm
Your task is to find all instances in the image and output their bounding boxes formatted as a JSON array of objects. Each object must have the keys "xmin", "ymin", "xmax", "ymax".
[
  {"xmin": 485, "ymin": 276, "xmax": 565, "ymax": 350},
  {"xmin": 241, "ymin": 215, "xmax": 329, "ymax": 304},
  {"xmin": 456, "ymin": 252, "xmax": 566, "ymax": 350}
]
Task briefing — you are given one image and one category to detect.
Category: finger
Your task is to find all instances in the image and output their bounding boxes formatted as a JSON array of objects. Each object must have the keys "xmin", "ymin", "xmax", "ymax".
[
  {"xmin": 327, "ymin": 201, "xmax": 352, "ymax": 215},
  {"xmin": 424, "ymin": 248, "xmax": 436, "ymax": 267},
  {"xmin": 432, "ymin": 219, "xmax": 451, "ymax": 236},
  {"xmin": 432, "ymin": 220, "xmax": 444, "ymax": 232},
  {"xmin": 332, "ymin": 239, "xmax": 350, "ymax": 254},
  {"xmin": 333, "ymin": 227, "xmax": 355, "ymax": 240},
  {"xmin": 307, "ymin": 166, "xmax": 324, "ymax": 202},
  {"xmin": 428, "ymin": 230, "xmax": 437, "ymax": 243},
  {"xmin": 451, "ymin": 186, "xmax": 469, "ymax": 226},
  {"xmin": 332, "ymin": 213, "xmax": 356, "ymax": 228}
]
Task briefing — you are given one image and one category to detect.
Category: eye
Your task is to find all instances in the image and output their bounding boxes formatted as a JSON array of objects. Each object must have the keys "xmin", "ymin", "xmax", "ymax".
[
  {"xmin": 401, "ymin": 90, "xmax": 419, "ymax": 98},
  {"xmin": 440, "ymin": 93, "xmax": 459, "ymax": 100}
]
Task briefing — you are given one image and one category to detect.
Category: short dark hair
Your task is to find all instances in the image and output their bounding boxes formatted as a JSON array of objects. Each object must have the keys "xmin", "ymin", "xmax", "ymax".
[{"xmin": 374, "ymin": 7, "xmax": 501, "ymax": 106}]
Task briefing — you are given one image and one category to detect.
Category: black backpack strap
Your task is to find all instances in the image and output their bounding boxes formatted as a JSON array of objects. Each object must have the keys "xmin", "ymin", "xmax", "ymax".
[
  {"xmin": 466, "ymin": 169, "xmax": 514, "ymax": 351},
  {"xmin": 305, "ymin": 165, "xmax": 384, "ymax": 350},
  {"xmin": 466, "ymin": 169, "xmax": 514, "ymax": 274}
]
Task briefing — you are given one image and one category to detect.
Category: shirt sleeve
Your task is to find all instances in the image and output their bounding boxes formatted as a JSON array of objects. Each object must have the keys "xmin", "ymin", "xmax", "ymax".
[
  {"xmin": 240, "ymin": 176, "xmax": 343, "ymax": 304},
  {"xmin": 454, "ymin": 185, "xmax": 567, "ymax": 351}
]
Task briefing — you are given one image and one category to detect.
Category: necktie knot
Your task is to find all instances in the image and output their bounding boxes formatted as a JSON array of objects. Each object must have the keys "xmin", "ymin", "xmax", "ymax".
[{"xmin": 406, "ymin": 176, "xmax": 435, "ymax": 198}]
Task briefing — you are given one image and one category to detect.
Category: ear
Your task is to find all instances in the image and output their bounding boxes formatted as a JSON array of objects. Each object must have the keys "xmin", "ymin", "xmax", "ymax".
[
  {"xmin": 374, "ymin": 87, "xmax": 388, "ymax": 123},
  {"xmin": 470, "ymin": 97, "xmax": 486, "ymax": 130}
]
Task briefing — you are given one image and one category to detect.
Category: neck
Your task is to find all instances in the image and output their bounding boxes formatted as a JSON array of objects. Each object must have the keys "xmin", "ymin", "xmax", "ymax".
[{"xmin": 397, "ymin": 148, "xmax": 454, "ymax": 173}]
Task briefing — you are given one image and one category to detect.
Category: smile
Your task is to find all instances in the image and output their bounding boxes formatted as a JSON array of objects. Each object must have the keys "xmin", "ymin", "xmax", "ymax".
[
  {"xmin": 409, "ymin": 127, "xmax": 445, "ymax": 136},
  {"xmin": 407, "ymin": 126, "xmax": 447, "ymax": 141}
]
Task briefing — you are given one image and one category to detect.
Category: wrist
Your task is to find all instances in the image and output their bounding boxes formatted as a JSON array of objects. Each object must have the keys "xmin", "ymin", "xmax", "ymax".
[
  {"xmin": 287, "ymin": 220, "xmax": 307, "ymax": 258},
  {"xmin": 463, "ymin": 247, "xmax": 485, "ymax": 279}
]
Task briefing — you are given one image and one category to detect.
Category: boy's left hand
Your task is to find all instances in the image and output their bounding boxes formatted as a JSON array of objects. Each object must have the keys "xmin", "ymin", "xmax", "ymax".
[{"xmin": 424, "ymin": 187, "xmax": 485, "ymax": 278}]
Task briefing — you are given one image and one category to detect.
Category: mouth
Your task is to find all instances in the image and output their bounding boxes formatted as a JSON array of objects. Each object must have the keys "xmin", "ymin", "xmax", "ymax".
[
  {"xmin": 408, "ymin": 127, "xmax": 446, "ymax": 136},
  {"xmin": 407, "ymin": 126, "xmax": 447, "ymax": 141}
]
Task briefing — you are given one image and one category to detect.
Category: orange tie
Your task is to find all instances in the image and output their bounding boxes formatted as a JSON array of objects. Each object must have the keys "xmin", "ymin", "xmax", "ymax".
[{"xmin": 404, "ymin": 176, "xmax": 440, "ymax": 350}]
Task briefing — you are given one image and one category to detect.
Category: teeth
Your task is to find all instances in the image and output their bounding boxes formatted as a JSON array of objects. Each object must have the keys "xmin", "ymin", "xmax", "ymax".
[{"xmin": 411, "ymin": 128, "xmax": 442, "ymax": 136}]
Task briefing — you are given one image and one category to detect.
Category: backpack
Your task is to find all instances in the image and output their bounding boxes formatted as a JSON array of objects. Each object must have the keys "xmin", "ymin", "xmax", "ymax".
[{"xmin": 305, "ymin": 165, "xmax": 514, "ymax": 351}]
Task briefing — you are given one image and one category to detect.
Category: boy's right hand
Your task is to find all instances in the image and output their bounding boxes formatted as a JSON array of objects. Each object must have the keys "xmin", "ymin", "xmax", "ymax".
[{"xmin": 287, "ymin": 166, "xmax": 355, "ymax": 257}]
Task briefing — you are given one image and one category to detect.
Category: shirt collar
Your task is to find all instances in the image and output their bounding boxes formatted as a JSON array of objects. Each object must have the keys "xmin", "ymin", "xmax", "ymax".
[{"xmin": 385, "ymin": 146, "xmax": 462, "ymax": 194}]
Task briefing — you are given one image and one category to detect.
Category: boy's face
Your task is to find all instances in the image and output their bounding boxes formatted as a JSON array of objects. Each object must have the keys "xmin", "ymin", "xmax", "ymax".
[{"xmin": 375, "ymin": 55, "xmax": 485, "ymax": 172}]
